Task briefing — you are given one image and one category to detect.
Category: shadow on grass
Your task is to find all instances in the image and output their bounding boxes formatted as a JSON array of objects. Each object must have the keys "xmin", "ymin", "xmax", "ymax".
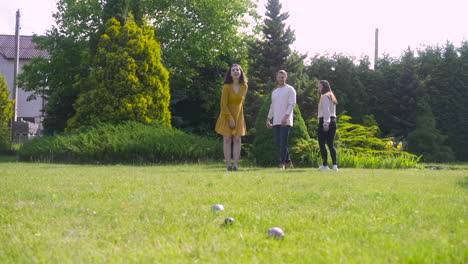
[
  {"xmin": 0, "ymin": 154, "xmax": 19, "ymax": 163},
  {"xmin": 457, "ymin": 176, "xmax": 468, "ymax": 189}
]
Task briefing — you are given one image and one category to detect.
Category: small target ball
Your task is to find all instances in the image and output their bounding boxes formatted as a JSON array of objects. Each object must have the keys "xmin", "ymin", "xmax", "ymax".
[{"xmin": 267, "ymin": 227, "xmax": 285, "ymax": 238}]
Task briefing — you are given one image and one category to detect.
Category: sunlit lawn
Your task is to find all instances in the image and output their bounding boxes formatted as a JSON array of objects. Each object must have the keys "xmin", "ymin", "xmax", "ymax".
[{"xmin": 0, "ymin": 158, "xmax": 466, "ymax": 263}]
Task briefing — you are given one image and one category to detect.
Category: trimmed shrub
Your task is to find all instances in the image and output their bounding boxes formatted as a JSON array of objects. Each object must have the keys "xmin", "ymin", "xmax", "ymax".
[
  {"xmin": 252, "ymin": 95, "xmax": 315, "ymax": 167},
  {"xmin": 19, "ymin": 121, "xmax": 222, "ymax": 164}
]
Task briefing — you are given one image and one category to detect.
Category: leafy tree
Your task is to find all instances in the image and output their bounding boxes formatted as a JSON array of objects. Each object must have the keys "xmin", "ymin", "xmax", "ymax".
[
  {"xmin": 407, "ymin": 96, "xmax": 454, "ymax": 162},
  {"xmin": 286, "ymin": 52, "xmax": 316, "ymax": 120},
  {"xmin": 67, "ymin": 16, "xmax": 170, "ymax": 129},
  {"xmin": 0, "ymin": 74, "xmax": 14, "ymax": 150},
  {"xmin": 307, "ymin": 54, "xmax": 367, "ymax": 122},
  {"xmin": 145, "ymin": 0, "xmax": 257, "ymax": 134},
  {"xmin": 17, "ymin": 0, "xmax": 104, "ymax": 135},
  {"xmin": 19, "ymin": 0, "xmax": 256, "ymax": 135}
]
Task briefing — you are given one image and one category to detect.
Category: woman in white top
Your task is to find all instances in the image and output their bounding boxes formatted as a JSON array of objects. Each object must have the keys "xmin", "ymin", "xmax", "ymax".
[{"xmin": 317, "ymin": 80, "xmax": 338, "ymax": 171}]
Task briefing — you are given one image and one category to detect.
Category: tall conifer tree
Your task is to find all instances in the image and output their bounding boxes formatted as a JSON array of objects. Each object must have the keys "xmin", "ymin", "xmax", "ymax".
[
  {"xmin": 67, "ymin": 16, "xmax": 171, "ymax": 130},
  {"xmin": 407, "ymin": 95, "xmax": 455, "ymax": 162},
  {"xmin": 393, "ymin": 48, "xmax": 421, "ymax": 136},
  {"xmin": 250, "ymin": 0, "xmax": 296, "ymax": 92}
]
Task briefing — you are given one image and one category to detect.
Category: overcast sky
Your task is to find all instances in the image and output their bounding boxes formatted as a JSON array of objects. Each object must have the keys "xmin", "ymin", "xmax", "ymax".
[{"xmin": 1, "ymin": 0, "xmax": 467, "ymax": 63}]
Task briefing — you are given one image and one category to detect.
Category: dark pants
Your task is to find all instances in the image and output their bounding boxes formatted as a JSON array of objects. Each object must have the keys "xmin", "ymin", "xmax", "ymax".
[
  {"xmin": 273, "ymin": 125, "xmax": 291, "ymax": 164},
  {"xmin": 317, "ymin": 118, "xmax": 337, "ymax": 166}
]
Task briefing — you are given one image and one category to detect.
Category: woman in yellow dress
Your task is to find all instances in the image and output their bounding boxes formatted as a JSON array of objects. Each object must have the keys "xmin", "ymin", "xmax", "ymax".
[{"xmin": 215, "ymin": 64, "xmax": 248, "ymax": 171}]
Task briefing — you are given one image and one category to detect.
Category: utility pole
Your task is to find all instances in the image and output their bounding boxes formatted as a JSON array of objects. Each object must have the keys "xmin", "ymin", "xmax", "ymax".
[
  {"xmin": 11, "ymin": 9, "xmax": 21, "ymax": 142},
  {"xmin": 374, "ymin": 28, "xmax": 379, "ymax": 70},
  {"xmin": 13, "ymin": 9, "xmax": 21, "ymax": 122}
]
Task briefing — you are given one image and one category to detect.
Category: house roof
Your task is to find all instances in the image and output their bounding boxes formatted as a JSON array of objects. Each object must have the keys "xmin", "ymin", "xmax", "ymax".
[{"xmin": 0, "ymin": 34, "xmax": 49, "ymax": 60}]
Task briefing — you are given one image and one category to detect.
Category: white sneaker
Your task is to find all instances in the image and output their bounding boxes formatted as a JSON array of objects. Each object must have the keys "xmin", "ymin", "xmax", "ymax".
[
  {"xmin": 332, "ymin": 165, "xmax": 339, "ymax": 171},
  {"xmin": 318, "ymin": 165, "xmax": 330, "ymax": 171}
]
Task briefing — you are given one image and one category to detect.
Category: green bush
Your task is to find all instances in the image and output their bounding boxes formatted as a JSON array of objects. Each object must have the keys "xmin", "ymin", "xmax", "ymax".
[
  {"xmin": 19, "ymin": 121, "xmax": 222, "ymax": 164},
  {"xmin": 252, "ymin": 95, "xmax": 314, "ymax": 167},
  {"xmin": 300, "ymin": 114, "xmax": 419, "ymax": 168},
  {"xmin": 336, "ymin": 115, "xmax": 390, "ymax": 151},
  {"xmin": 338, "ymin": 149, "xmax": 420, "ymax": 169},
  {"xmin": 0, "ymin": 74, "xmax": 14, "ymax": 151},
  {"xmin": 335, "ymin": 115, "xmax": 420, "ymax": 167}
]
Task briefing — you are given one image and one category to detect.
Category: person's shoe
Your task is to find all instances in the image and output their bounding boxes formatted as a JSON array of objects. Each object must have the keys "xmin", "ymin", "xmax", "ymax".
[
  {"xmin": 332, "ymin": 165, "xmax": 339, "ymax": 171},
  {"xmin": 232, "ymin": 166, "xmax": 238, "ymax": 171},
  {"xmin": 278, "ymin": 163, "xmax": 285, "ymax": 170},
  {"xmin": 227, "ymin": 166, "xmax": 232, "ymax": 171},
  {"xmin": 285, "ymin": 161, "xmax": 294, "ymax": 169},
  {"xmin": 317, "ymin": 165, "xmax": 330, "ymax": 171}
]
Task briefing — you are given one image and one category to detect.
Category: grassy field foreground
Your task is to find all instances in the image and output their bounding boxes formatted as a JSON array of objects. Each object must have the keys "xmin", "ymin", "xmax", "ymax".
[{"xmin": 0, "ymin": 160, "xmax": 466, "ymax": 263}]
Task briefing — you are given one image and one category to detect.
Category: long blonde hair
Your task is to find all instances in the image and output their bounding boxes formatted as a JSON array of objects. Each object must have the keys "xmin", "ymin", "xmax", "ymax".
[{"xmin": 319, "ymin": 80, "xmax": 338, "ymax": 104}]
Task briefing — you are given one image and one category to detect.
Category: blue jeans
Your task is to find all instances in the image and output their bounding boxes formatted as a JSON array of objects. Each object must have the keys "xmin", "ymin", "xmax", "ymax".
[{"xmin": 273, "ymin": 125, "xmax": 291, "ymax": 164}]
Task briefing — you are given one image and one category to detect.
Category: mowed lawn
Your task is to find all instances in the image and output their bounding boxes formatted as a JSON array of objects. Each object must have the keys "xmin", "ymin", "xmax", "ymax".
[{"xmin": 0, "ymin": 159, "xmax": 466, "ymax": 263}]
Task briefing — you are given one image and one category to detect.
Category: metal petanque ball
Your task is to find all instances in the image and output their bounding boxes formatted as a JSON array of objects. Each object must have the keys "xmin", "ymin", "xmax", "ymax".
[
  {"xmin": 211, "ymin": 204, "xmax": 224, "ymax": 212},
  {"xmin": 224, "ymin": 217, "xmax": 235, "ymax": 224},
  {"xmin": 267, "ymin": 227, "xmax": 285, "ymax": 238}
]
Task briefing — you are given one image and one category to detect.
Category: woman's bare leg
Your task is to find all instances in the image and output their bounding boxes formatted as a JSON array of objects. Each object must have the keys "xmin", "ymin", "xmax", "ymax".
[
  {"xmin": 223, "ymin": 136, "xmax": 233, "ymax": 168},
  {"xmin": 233, "ymin": 136, "xmax": 241, "ymax": 169}
]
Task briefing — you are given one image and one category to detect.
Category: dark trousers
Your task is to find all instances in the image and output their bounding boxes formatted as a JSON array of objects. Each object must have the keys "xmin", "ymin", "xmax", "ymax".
[
  {"xmin": 317, "ymin": 118, "xmax": 337, "ymax": 166},
  {"xmin": 273, "ymin": 125, "xmax": 291, "ymax": 164}
]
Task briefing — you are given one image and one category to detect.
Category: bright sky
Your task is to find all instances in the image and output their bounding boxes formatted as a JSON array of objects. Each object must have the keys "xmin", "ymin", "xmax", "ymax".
[
  {"xmin": 0, "ymin": 0, "xmax": 57, "ymax": 36},
  {"xmin": 257, "ymin": 0, "xmax": 468, "ymax": 63},
  {"xmin": 1, "ymin": 0, "xmax": 467, "ymax": 64}
]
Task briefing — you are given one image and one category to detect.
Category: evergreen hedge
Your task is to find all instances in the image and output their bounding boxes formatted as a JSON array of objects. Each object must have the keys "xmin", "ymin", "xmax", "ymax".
[{"xmin": 19, "ymin": 121, "xmax": 222, "ymax": 164}]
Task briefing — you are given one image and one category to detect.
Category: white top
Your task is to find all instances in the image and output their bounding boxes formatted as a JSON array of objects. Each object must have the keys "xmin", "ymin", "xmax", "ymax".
[
  {"xmin": 268, "ymin": 84, "xmax": 297, "ymax": 126},
  {"xmin": 317, "ymin": 94, "xmax": 336, "ymax": 126}
]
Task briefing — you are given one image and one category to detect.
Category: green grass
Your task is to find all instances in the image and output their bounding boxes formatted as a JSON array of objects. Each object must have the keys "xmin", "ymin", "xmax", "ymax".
[{"xmin": 0, "ymin": 160, "xmax": 466, "ymax": 263}]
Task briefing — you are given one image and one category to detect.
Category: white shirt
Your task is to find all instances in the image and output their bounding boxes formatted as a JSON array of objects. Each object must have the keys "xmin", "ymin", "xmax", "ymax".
[
  {"xmin": 317, "ymin": 94, "xmax": 336, "ymax": 126},
  {"xmin": 268, "ymin": 84, "xmax": 297, "ymax": 126}
]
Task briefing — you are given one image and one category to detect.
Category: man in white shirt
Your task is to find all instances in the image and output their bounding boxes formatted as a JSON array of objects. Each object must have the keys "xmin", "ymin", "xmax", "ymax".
[{"xmin": 266, "ymin": 70, "xmax": 297, "ymax": 169}]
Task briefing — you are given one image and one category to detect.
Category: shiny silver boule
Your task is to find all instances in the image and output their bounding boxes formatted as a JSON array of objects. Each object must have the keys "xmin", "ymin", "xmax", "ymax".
[
  {"xmin": 211, "ymin": 204, "xmax": 224, "ymax": 212},
  {"xmin": 267, "ymin": 227, "xmax": 285, "ymax": 238}
]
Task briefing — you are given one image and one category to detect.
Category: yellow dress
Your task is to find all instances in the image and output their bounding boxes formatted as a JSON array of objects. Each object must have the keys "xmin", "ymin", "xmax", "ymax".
[{"xmin": 215, "ymin": 83, "xmax": 248, "ymax": 136}]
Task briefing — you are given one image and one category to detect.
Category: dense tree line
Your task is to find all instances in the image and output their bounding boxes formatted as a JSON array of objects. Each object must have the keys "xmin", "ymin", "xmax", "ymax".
[
  {"xmin": 302, "ymin": 43, "xmax": 468, "ymax": 161},
  {"xmin": 15, "ymin": 0, "xmax": 467, "ymax": 161}
]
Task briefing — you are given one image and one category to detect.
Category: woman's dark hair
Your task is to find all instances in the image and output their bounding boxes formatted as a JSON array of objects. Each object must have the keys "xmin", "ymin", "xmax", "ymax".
[
  {"xmin": 224, "ymin": 64, "xmax": 248, "ymax": 84},
  {"xmin": 319, "ymin": 80, "xmax": 338, "ymax": 104}
]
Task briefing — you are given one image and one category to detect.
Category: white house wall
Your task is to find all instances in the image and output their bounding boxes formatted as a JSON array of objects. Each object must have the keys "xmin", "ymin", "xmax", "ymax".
[{"xmin": 0, "ymin": 56, "xmax": 44, "ymax": 121}]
